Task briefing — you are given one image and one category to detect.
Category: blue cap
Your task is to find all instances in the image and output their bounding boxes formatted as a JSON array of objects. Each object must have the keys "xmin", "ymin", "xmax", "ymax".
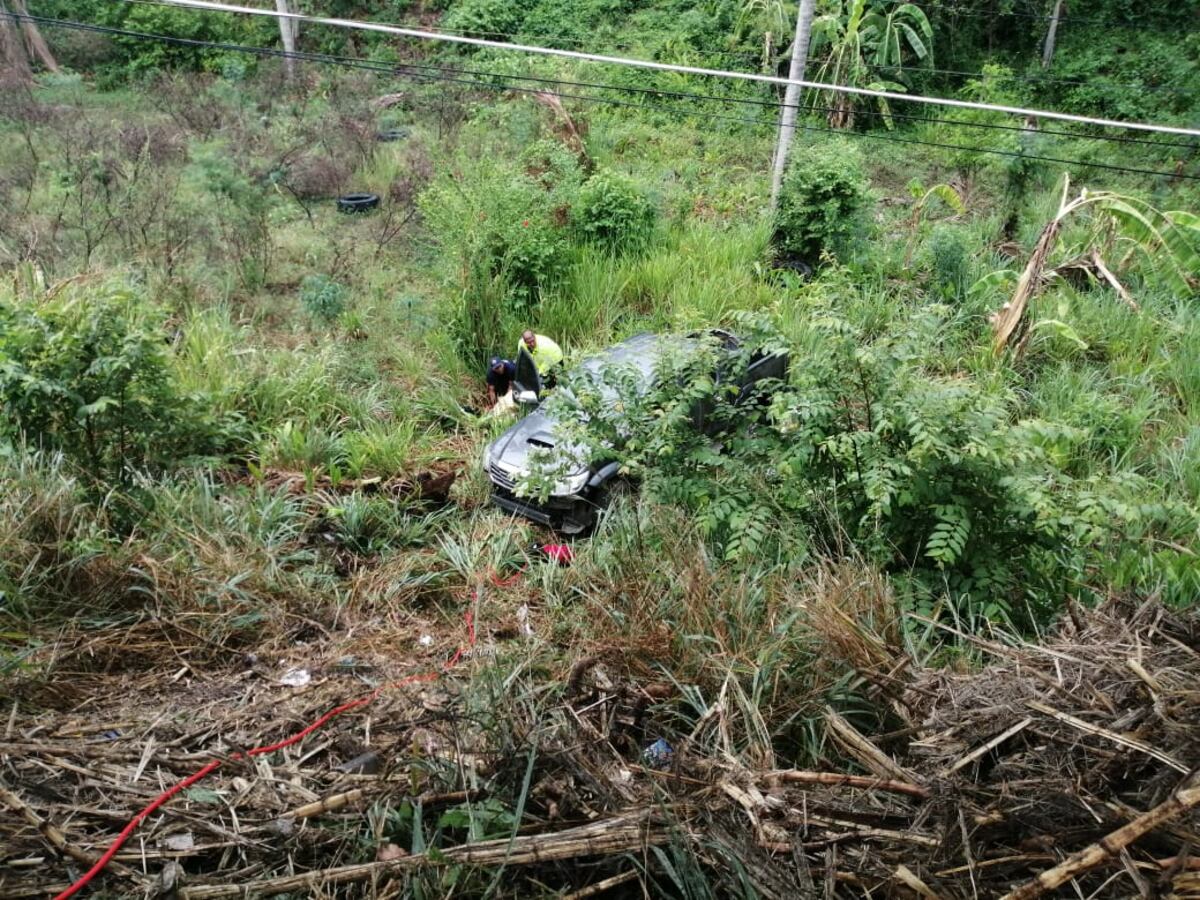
[{"xmin": 490, "ymin": 357, "xmax": 503, "ymax": 369}]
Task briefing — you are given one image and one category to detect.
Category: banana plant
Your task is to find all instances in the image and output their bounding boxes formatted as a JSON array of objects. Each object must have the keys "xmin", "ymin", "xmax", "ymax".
[
  {"xmin": 904, "ymin": 179, "xmax": 966, "ymax": 265},
  {"xmin": 992, "ymin": 176, "xmax": 1200, "ymax": 354},
  {"xmin": 809, "ymin": 0, "xmax": 933, "ymax": 129}
]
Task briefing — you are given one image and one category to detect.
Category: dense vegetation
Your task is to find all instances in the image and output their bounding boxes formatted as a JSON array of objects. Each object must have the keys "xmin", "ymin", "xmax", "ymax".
[{"xmin": 1, "ymin": 0, "xmax": 1198, "ymax": 895}]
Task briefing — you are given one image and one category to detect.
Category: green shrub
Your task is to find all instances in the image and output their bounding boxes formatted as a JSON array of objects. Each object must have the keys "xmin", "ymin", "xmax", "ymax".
[
  {"xmin": 442, "ymin": 0, "xmax": 526, "ymax": 40},
  {"xmin": 575, "ymin": 171, "xmax": 656, "ymax": 253},
  {"xmin": 774, "ymin": 141, "xmax": 868, "ymax": 262},
  {"xmin": 300, "ymin": 275, "xmax": 348, "ymax": 322},
  {"xmin": 925, "ymin": 224, "xmax": 971, "ymax": 300},
  {"xmin": 544, "ymin": 308, "xmax": 1194, "ymax": 628},
  {"xmin": 0, "ymin": 283, "xmax": 240, "ymax": 486},
  {"xmin": 420, "ymin": 159, "xmax": 575, "ymax": 365}
]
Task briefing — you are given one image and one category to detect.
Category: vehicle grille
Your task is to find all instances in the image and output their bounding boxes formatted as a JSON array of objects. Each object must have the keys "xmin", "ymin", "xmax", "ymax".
[{"xmin": 489, "ymin": 462, "xmax": 516, "ymax": 491}]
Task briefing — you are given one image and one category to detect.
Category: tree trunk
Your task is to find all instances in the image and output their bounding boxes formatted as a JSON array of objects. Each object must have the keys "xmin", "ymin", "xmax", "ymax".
[
  {"xmin": 0, "ymin": 0, "xmax": 33, "ymax": 83},
  {"xmin": 769, "ymin": 0, "xmax": 817, "ymax": 211},
  {"xmin": 1041, "ymin": 0, "xmax": 1064, "ymax": 69},
  {"xmin": 12, "ymin": 0, "xmax": 59, "ymax": 72},
  {"xmin": 275, "ymin": 0, "xmax": 298, "ymax": 82}
]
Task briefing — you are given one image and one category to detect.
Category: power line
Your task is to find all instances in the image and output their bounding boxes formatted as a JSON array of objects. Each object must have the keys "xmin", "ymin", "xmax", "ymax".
[
  {"xmin": 108, "ymin": 0, "xmax": 1195, "ymax": 95},
  {"xmin": 920, "ymin": 0, "xmax": 1180, "ymax": 29},
  {"xmin": 117, "ymin": 0, "xmax": 764, "ymax": 63},
  {"xmin": 117, "ymin": 0, "xmax": 1200, "ymax": 139},
  {"xmin": 20, "ymin": 11, "xmax": 1197, "ymax": 152},
  {"xmin": 872, "ymin": 62, "xmax": 1193, "ymax": 96},
  {"xmin": 14, "ymin": 12, "xmax": 1199, "ymax": 183},
  {"xmin": 116, "ymin": 0, "xmax": 1197, "ymax": 94}
]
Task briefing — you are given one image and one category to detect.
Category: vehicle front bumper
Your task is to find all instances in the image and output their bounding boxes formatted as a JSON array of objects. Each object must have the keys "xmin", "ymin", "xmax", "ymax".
[{"xmin": 489, "ymin": 486, "xmax": 594, "ymax": 532}]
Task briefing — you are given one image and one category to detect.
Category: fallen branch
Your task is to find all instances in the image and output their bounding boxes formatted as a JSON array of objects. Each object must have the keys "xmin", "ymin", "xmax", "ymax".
[
  {"xmin": 1091, "ymin": 249, "xmax": 1138, "ymax": 311},
  {"xmin": 824, "ymin": 708, "xmax": 917, "ymax": 784},
  {"xmin": 759, "ymin": 769, "xmax": 929, "ymax": 800},
  {"xmin": 0, "ymin": 783, "xmax": 140, "ymax": 881},
  {"xmin": 945, "ymin": 718, "xmax": 1032, "ymax": 775},
  {"xmin": 178, "ymin": 813, "xmax": 667, "ymax": 899},
  {"xmin": 1001, "ymin": 778, "xmax": 1200, "ymax": 900},
  {"xmin": 1026, "ymin": 700, "xmax": 1188, "ymax": 773}
]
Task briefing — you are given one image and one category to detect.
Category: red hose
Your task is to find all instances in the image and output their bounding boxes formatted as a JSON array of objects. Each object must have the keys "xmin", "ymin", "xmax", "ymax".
[{"xmin": 53, "ymin": 605, "xmax": 479, "ymax": 899}]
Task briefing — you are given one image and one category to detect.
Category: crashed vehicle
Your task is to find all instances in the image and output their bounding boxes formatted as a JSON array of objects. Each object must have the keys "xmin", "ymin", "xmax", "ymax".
[{"xmin": 483, "ymin": 329, "xmax": 788, "ymax": 533}]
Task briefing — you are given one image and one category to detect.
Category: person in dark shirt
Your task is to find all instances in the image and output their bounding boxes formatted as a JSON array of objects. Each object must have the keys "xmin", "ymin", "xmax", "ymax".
[{"xmin": 486, "ymin": 357, "xmax": 516, "ymax": 407}]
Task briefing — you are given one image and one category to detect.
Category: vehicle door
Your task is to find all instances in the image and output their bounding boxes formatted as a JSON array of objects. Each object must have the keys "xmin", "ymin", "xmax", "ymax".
[{"xmin": 512, "ymin": 345, "xmax": 542, "ymax": 407}]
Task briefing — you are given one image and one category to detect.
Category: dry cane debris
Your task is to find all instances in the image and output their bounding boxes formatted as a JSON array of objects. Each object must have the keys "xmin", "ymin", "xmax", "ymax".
[{"xmin": 1, "ymin": 596, "xmax": 1198, "ymax": 898}]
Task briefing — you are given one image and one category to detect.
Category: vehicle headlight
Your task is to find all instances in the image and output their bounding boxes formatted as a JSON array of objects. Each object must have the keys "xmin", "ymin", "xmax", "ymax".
[
  {"xmin": 483, "ymin": 444, "xmax": 496, "ymax": 470},
  {"xmin": 550, "ymin": 469, "xmax": 590, "ymax": 497}
]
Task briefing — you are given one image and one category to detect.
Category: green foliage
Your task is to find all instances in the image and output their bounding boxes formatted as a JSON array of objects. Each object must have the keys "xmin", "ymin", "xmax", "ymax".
[
  {"xmin": 810, "ymin": 0, "xmax": 934, "ymax": 127},
  {"xmin": 36, "ymin": 1, "xmax": 275, "ymax": 76},
  {"xmin": 421, "ymin": 156, "xmax": 579, "ymax": 365},
  {"xmin": 441, "ymin": 0, "xmax": 527, "ymax": 40},
  {"xmin": 0, "ymin": 283, "xmax": 240, "ymax": 486},
  {"xmin": 774, "ymin": 141, "xmax": 869, "ymax": 261},
  {"xmin": 300, "ymin": 275, "xmax": 348, "ymax": 322},
  {"xmin": 548, "ymin": 305, "xmax": 1196, "ymax": 624},
  {"xmin": 925, "ymin": 224, "xmax": 971, "ymax": 300},
  {"xmin": 574, "ymin": 171, "xmax": 657, "ymax": 253}
]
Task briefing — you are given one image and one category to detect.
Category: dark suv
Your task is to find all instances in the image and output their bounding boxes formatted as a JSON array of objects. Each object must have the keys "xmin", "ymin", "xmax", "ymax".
[{"xmin": 482, "ymin": 329, "xmax": 788, "ymax": 533}]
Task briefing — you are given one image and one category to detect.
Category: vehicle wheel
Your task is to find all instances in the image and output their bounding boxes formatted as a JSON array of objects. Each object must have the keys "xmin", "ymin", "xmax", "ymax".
[
  {"xmin": 377, "ymin": 127, "xmax": 411, "ymax": 142},
  {"xmin": 337, "ymin": 193, "xmax": 380, "ymax": 214}
]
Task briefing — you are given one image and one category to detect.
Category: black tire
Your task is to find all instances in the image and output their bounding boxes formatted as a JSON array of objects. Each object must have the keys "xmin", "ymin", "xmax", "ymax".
[
  {"xmin": 337, "ymin": 193, "xmax": 380, "ymax": 214},
  {"xmin": 772, "ymin": 254, "xmax": 813, "ymax": 280},
  {"xmin": 377, "ymin": 127, "xmax": 411, "ymax": 142}
]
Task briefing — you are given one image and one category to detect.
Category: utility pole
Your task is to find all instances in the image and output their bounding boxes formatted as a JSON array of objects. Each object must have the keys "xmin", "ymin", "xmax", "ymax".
[
  {"xmin": 769, "ymin": 0, "xmax": 816, "ymax": 211},
  {"xmin": 1041, "ymin": 0, "xmax": 1064, "ymax": 69},
  {"xmin": 275, "ymin": 0, "xmax": 298, "ymax": 82}
]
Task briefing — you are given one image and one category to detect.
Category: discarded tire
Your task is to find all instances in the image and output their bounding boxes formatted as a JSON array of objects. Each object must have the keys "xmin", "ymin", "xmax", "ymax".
[
  {"xmin": 772, "ymin": 254, "xmax": 813, "ymax": 280},
  {"xmin": 336, "ymin": 193, "xmax": 380, "ymax": 214},
  {"xmin": 377, "ymin": 127, "xmax": 411, "ymax": 142}
]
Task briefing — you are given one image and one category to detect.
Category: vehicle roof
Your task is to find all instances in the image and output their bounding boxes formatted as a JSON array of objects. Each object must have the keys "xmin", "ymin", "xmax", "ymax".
[{"xmin": 574, "ymin": 331, "xmax": 713, "ymax": 383}]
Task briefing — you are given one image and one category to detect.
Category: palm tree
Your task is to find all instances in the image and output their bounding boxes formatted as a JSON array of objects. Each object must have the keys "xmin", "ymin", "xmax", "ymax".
[{"xmin": 809, "ymin": 0, "xmax": 933, "ymax": 129}]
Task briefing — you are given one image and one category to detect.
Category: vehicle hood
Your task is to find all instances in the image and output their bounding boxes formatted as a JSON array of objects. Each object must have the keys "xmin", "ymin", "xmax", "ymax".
[{"xmin": 487, "ymin": 407, "xmax": 588, "ymax": 475}]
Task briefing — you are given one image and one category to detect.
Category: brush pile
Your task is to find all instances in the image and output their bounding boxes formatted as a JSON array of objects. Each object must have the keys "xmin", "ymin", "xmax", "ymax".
[
  {"xmin": 1, "ymin": 597, "xmax": 1198, "ymax": 898},
  {"xmin": 690, "ymin": 596, "xmax": 1200, "ymax": 897}
]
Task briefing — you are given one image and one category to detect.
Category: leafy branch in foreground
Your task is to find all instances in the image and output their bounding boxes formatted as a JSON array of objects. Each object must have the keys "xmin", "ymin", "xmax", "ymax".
[{"xmin": 546, "ymin": 309, "xmax": 1196, "ymax": 625}]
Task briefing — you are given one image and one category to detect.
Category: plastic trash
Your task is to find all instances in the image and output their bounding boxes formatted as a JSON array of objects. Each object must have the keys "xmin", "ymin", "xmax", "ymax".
[
  {"xmin": 163, "ymin": 832, "xmax": 194, "ymax": 852},
  {"xmin": 540, "ymin": 543, "xmax": 574, "ymax": 565},
  {"xmin": 643, "ymin": 738, "xmax": 673, "ymax": 769},
  {"xmin": 418, "ymin": 634, "xmax": 434, "ymax": 647},
  {"xmin": 280, "ymin": 668, "xmax": 311, "ymax": 687},
  {"xmin": 516, "ymin": 604, "xmax": 534, "ymax": 638},
  {"xmin": 337, "ymin": 750, "xmax": 380, "ymax": 775}
]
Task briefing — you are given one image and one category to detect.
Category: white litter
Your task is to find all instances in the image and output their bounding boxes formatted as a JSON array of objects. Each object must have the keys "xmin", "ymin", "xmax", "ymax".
[
  {"xmin": 516, "ymin": 604, "xmax": 534, "ymax": 638},
  {"xmin": 279, "ymin": 668, "xmax": 311, "ymax": 687},
  {"xmin": 163, "ymin": 832, "xmax": 195, "ymax": 851},
  {"xmin": 418, "ymin": 634, "xmax": 434, "ymax": 647}
]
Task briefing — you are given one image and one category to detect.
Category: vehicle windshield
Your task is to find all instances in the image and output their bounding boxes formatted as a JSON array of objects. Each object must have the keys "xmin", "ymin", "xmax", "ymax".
[{"xmin": 560, "ymin": 334, "xmax": 696, "ymax": 405}]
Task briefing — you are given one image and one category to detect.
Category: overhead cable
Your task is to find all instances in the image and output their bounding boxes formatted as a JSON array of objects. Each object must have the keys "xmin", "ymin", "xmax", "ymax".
[
  {"xmin": 13, "ymin": 13, "xmax": 1198, "ymax": 182},
  {"xmin": 113, "ymin": 0, "xmax": 1200, "ymax": 139}
]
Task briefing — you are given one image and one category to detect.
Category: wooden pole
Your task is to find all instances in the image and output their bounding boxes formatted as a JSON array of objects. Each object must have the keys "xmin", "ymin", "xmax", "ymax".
[{"xmin": 1001, "ymin": 778, "xmax": 1200, "ymax": 900}]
